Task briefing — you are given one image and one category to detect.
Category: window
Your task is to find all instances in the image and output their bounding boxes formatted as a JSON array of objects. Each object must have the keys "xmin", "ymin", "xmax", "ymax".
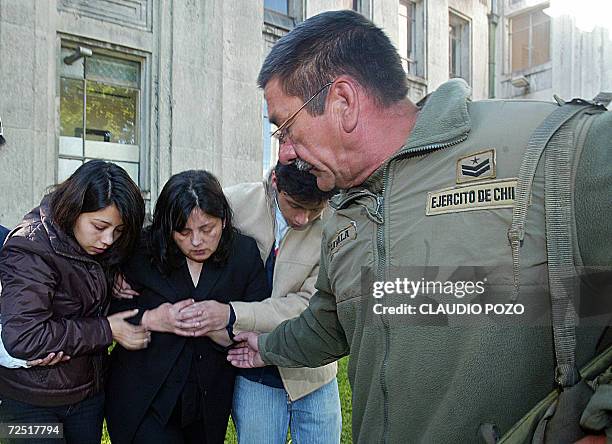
[
  {"xmin": 262, "ymin": 1, "xmax": 298, "ymax": 174},
  {"xmin": 509, "ymin": 7, "xmax": 550, "ymax": 72},
  {"xmin": 398, "ymin": 0, "xmax": 424, "ymax": 77},
  {"xmin": 264, "ymin": 0, "xmax": 288, "ymax": 15},
  {"xmin": 59, "ymin": 46, "xmax": 142, "ymax": 185},
  {"xmin": 264, "ymin": 0, "xmax": 294, "ymax": 31},
  {"xmin": 449, "ymin": 11, "xmax": 471, "ymax": 84}
]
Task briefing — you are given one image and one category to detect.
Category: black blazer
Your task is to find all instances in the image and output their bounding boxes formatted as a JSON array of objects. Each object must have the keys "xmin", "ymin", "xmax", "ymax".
[{"xmin": 105, "ymin": 232, "xmax": 269, "ymax": 444}]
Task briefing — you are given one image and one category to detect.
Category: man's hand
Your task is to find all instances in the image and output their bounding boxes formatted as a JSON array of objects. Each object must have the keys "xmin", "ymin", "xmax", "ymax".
[
  {"xmin": 108, "ymin": 309, "xmax": 151, "ymax": 350},
  {"xmin": 178, "ymin": 300, "xmax": 230, "ymax": 336},
  {"xmin": 112, "ymin": 273, "xmax": 140, "ymax": 299},
  {"xmin": 227, "ymin": 332, "xmax": 265, "ymax": 368},
  {"xmin": 26, "ymin": 351, "xmax": 71, "ymax": 367},
  {"xmin": 141, "ymin": 299, "xmax": 200, "ymax": 336}
]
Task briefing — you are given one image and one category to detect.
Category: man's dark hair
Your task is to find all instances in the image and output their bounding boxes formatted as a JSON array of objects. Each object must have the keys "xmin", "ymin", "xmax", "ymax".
[
  {"xmin": 274, "ymin": 162, "xmax": 337, "ymax": 204},
  {"xmin": 258, "ymin": 9, "xmax": 407, "ymax": 114},
  {"xmin": 49, "ymin": 160, "xmax": 145, "ymax": 273},
  {"xmin": 145, "ymin": 170, "xmax": 235, "ymax": 274}
]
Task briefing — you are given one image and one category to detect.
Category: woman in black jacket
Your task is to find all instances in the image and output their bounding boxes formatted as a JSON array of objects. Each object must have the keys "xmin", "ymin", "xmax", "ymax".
[
  {"xmin": 106, "ymin": 170, "xmax": 270, "ymax": 444},
  {"xmin": 0, "ymin": 160, "xmax": 148, "ymax": 444}
]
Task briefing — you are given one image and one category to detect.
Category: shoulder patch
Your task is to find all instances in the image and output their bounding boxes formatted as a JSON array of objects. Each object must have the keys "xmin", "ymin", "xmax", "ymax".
[
  {"xmin": 328, "ymin": 221, "xmax": 357, "ymax": 257},
  {"xmin": 426, "ymin": 178, "xmax": 517, "ymax": 216},
  {"xmin": 456, "ymin": 149, "xmax": 496, "ymax": 183}
]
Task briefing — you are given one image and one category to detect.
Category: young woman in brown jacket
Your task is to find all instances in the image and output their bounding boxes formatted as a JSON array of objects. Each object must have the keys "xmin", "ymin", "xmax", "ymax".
[{"xmin": 0, "ymin": 160, "xmax": 148, "ymax": 443}]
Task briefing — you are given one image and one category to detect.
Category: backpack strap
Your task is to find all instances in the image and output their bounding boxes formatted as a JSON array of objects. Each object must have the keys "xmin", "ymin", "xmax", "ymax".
[
  {"xmin": 508, "ymin": 100, "xmax": 596, "ymax": 301},
  {"xmin": 509, "ymin": 98, "xmax": 606, "ymax": 387}
]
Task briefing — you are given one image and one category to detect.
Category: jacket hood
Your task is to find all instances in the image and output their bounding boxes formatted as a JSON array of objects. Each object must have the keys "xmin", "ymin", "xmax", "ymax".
[{"xmin": 18, "ymin": 197, "xmax": 97, "ymax": 263}]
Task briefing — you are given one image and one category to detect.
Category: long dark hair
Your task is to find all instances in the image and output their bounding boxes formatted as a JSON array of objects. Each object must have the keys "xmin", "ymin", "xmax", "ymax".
[
  {"xmin": 49, "ymin": 160, "xmax": 145, "ymax": 272},
  {"xmin": 145, "ymin": 170, "xmax": 234, "ymax": 274}
]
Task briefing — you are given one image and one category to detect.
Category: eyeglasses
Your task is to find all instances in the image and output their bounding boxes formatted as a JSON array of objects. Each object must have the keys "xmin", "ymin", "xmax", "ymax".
[{"xmin": 270, "ymin": 81, "xmax": 334, "ymax": 145}]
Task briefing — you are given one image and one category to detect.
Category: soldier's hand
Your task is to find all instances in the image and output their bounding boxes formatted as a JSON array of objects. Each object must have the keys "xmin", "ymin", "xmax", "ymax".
[{"xmin": 227, "ymin": 332, "xmax": 265, "ymax": 368}]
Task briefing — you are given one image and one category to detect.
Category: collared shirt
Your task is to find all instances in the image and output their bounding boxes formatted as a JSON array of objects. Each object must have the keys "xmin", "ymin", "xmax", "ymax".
[{"xmin": 274, "ymin": 195, "xmax": 289, "ymax": 251}]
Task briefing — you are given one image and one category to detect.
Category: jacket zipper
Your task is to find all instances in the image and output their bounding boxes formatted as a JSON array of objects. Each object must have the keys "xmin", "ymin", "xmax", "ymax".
[{"xmin": 378, "ymin": 134, "xmax": 467, "ymax": 444}]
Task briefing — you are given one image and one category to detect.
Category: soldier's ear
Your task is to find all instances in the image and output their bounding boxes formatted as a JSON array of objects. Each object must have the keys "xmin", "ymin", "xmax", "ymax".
[{"xmin": 330, "ymin": 77, "xmax": 359, "ymax": 133}]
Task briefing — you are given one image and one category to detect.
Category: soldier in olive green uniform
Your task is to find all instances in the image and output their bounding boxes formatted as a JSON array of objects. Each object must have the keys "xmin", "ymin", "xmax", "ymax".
[{"xmin": 228, "ymin": 10, "xmax": 612, "ymax": 444}]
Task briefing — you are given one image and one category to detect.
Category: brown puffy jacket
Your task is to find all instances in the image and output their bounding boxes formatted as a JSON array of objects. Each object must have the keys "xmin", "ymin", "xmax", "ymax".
[{"xmin": 0, "ymin": 200, "xmax": 113, "ymax": 406}]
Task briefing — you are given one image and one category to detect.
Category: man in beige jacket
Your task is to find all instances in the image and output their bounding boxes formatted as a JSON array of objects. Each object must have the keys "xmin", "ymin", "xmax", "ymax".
[{"xmin": 200, "ymin": 161, "xmax": 340, "ymax": 443}]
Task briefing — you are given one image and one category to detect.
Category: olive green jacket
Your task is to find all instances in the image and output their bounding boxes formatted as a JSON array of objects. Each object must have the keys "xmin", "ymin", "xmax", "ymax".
[{"xmin": 258, "ymin": 79, "xmax": 612, "ymax": 442}]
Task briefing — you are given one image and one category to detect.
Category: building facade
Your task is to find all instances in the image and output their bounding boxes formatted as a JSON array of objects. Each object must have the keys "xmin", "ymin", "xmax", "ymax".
[
  {"xmin": 0, "ymin": 0, "xmax": 490, "ymax": 225},
  {"xmin": 493, "ymin": 0, "xmax": 612, "ymax": 101}
]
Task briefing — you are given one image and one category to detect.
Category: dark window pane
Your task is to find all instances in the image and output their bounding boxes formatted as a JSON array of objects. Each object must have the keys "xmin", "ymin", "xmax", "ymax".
[
  {"xmin": 60, "ymin": 78, "xmax": 84, "ymax": 139},
  {"xmin": 87, "ymin": 55, "xmax": 139, "ymax": 88},
  {"xmin": 264, "ymin": 0, "xmax": 288, "ymax": 14}
]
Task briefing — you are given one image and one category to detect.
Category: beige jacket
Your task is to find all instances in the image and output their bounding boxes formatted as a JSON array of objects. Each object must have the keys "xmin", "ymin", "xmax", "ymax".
[{"xmin": 224, "ymin": 177, "xmax": 337, "ymax": 401}]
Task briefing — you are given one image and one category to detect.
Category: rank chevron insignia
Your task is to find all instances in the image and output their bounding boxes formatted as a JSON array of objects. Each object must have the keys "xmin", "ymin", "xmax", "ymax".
[
  {"xmin": 456, "ymin": 149, "xmax": 496, "ymax": 183},
  {"xmin": 461, "ymin": 158, "xmax": 490, "ymax": 177}
]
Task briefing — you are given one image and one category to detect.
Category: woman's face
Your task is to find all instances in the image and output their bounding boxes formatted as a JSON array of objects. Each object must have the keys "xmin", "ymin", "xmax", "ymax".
[
  {"xmin": 73, "ymin": 204, "xmax": 124, "ymax": 255},
  {"xmin": 172, "ymin": 207, "xmax": 223, "ymax": 263}
]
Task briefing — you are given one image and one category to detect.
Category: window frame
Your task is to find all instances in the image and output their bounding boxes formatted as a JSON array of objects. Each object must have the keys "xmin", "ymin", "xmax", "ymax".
[
  {"xmin": 448, "ymin": 9, "xmax": 472, "ymax": 85},
  {"xmin": 56, "ymin": 36, "xmax": 151, "ymax": 195},
  {"xmin": 261, "ymin": 1, "xmax": 303, "ymax": 175},
  {"xmin": 507, "ymin": 5, "xmax": 551, "ymax": 74},
  {"xmin": 263, "ymin": 0, "xmax": 303, "ymax": 31},
  {"xmin": 399, "ymin": 0, "xmax": 426, "ymax": 79}
]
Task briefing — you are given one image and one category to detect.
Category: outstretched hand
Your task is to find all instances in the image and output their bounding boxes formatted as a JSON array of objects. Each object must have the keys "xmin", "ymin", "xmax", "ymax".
[{"xmin": 227, "ymin": 331, "xmax": 265, "ymax": 368}]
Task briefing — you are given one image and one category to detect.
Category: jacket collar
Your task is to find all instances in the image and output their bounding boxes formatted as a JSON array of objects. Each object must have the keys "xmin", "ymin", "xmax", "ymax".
[
  {"xmin": 163, "ymin": 257, "xmax": 224, "ymax": 303},
  {"xmin": 403, "ymin": 78, "xmax": 471, "ymax": 150},
  {"xmin": 360, "ymin": 78, "xmax": 472, "ymax": 192},
  {"xmin": 264, "ymin": 169, "xmax": 276, "ymax": 224}
]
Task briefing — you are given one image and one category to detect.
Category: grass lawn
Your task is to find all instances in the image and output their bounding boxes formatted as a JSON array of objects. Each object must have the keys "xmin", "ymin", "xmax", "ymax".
[{"xmin": 101, "ymin": 356, "xmax": 352, "ymax": 443}]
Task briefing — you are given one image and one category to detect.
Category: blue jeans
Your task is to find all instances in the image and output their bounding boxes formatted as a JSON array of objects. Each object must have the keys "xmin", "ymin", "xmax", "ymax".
[
  {"xmin": 232, "ymin": 376, "xmax": 341, "ymax": 444},
  {"xmin": 0, "ymin": 393, "xmax": 104, "ymax": 444}
]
